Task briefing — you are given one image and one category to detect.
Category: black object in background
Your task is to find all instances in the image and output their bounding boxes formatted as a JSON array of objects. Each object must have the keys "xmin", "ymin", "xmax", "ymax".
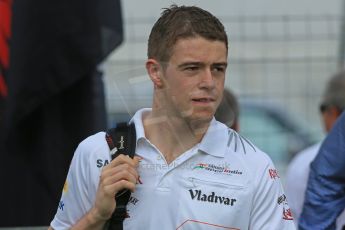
[{"xmin": 0, "ymin": 0, "xmax": 123, "ymax": 226}]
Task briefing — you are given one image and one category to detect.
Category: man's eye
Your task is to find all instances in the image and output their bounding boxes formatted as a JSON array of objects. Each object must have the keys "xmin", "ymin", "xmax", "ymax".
[
  {"xmin": 185, "ymin": 66, "xmax": 198, "ymax": 71},
  {"xmin": 212, "ymin": 67, "xmax": 225, "ymax": 72}
]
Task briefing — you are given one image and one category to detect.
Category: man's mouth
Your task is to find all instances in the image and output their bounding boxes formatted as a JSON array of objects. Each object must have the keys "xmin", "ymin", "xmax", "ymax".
[{"xmin": 192, "ymin": 98, "xmax": 215, "ymax": 103}]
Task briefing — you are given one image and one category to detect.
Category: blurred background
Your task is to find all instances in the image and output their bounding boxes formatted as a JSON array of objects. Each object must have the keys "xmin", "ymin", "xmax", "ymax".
[
  {"xmin": 1, "ymin": 0, "xmax": 345, "ymax": 228},
  {"xmin": 105, "ymin": 0, "xmax": 345, "ymax": 178}
]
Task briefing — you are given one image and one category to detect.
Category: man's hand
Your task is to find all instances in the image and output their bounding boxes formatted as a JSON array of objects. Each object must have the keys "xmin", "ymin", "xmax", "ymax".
[
  {"xmin": 90, "ymin": 154, "xmax": 140, "ymax": 222},
  {"xmin": 59, "ymin": 154, "xmax": 140, "ymax": 230}
]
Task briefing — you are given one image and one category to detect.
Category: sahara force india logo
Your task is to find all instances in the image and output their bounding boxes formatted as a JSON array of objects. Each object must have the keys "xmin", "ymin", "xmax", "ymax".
[{"xmin": 193, "ymin": 163, "xmax": 243, "ymax": 175}]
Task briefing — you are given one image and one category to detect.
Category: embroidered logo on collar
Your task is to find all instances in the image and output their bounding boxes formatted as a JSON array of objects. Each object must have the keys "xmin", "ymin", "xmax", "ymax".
[{"xmin": 193, "ymin": 163, "xmax": 243, "ymax": 175}]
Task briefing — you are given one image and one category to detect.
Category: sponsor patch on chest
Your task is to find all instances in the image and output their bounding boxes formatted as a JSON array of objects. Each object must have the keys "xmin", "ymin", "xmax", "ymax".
[
  {"xmin": 189, "ymin": 189, "xmax": 237, "ymax": 206},
  {"xmin": 193, "ymin": 163, "xmax": 243, "ymax": 176}
]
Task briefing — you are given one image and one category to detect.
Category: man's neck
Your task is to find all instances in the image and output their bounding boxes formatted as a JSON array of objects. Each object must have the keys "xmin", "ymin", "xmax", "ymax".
[{"xmin": 142, "ymin": 110, "xmax": 210, "ymax": 164}]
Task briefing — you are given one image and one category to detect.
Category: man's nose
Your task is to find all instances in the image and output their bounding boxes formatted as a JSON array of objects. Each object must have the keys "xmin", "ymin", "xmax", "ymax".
[{"xmin": 199, "ymin": 69, "xmax": 215, "ymax": 89}]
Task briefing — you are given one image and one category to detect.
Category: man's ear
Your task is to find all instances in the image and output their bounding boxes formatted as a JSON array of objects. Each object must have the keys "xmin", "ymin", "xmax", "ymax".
[
  {"xmin": 329, "ymin": 106, "xmax": 342, "ymax": 119},
  {"xmin": 323, "ymin": 106, "xmax": 342, "ymax": 132},
  {"xmin": 146, "ymin": 59, "xmax": 164, "ymax": 88}
]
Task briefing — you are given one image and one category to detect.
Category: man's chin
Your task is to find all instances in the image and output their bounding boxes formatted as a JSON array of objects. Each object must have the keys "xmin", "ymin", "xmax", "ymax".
[
  {"xmin": 189, "ymin": 112, "xmax": 214, "ymax": 124},
  {"xmin": 180, "ymin": 107, "xmax": 214, "ymax": 122}
]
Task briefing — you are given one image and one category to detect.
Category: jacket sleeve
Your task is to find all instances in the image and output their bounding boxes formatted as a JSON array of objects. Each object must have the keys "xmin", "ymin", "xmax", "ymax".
[
  {"xmin": 249, "ymin": 158, "xmax": 296, "ymax": 230},
  {"xmin": 50, "ymin": 139, "xmax": 94, "ymax": 229},
  {"xmin": 299, "ymin": 112, "xmax": 345, "ymax": 230}
]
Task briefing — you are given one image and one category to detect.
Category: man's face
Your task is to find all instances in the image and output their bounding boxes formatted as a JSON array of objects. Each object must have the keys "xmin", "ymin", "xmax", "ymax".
[
  {"xmin": 320, "ymin": 105, "xmax": 341, "ymax": 132},
  {"xmin": 160, "ymin": 36, "xmax": 227, "ymax": 123}
]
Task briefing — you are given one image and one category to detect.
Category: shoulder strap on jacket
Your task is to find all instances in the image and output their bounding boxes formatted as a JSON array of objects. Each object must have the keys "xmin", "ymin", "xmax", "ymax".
[
  {"xmin": 106, "ymin": 122, "xmax": 136, "ymax": 160},
  {"xmin": 104, "ymin": 122, "xmax": 136, "ymax": 230}
]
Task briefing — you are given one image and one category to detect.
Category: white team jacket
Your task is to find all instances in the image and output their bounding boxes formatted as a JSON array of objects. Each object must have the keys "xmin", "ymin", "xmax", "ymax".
[{"xmin": 51, "ymin": 108, "xmax": 296, "ymax": 230}]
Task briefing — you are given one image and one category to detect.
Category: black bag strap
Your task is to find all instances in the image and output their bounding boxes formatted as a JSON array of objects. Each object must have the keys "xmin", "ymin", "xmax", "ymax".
[{"xmin": 104, "ymin": 122, "xmax": 136, "ymax": 230}]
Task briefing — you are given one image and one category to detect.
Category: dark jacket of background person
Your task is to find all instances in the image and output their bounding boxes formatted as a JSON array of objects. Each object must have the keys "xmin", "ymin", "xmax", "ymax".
[
  {"xmin": 299, "ymin": 111, "xmax": 345, "ymax": 229},
  {"xmin": 285, "ymin": 70, "xmax": 345, "ymax": 229}
]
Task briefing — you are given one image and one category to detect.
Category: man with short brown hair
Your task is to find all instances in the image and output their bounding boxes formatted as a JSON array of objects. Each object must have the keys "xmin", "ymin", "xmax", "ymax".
[{"xmin": 49, "ymin": 5, "xmax": 295, "ymax": 230}]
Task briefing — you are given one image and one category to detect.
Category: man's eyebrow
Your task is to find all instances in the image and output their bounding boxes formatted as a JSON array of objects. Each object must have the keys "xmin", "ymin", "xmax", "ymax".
[
  {"xmin": 177, "ymin": 62, "xmax": 228, "ymax": 68},
  {"xmin": 177, "ymin": 62, "xmax": 203, "ymax": 69},
  {"xmin": 212, "ymin": 62, "xmax": 228, "ymax": 67}
]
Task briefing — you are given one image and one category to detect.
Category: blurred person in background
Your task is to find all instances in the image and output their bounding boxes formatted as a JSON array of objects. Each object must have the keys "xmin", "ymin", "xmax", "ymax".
[
  {"xmin": 215, "ymin": 88, "xmax": 240, "ymax": 131},
  {"xmin": 299, "ymin": 110, "xmax": 345, "ymax": 230},
  {"xmin": 285, "ymin": 70, "xmax": 345, "ymax": 229}
]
